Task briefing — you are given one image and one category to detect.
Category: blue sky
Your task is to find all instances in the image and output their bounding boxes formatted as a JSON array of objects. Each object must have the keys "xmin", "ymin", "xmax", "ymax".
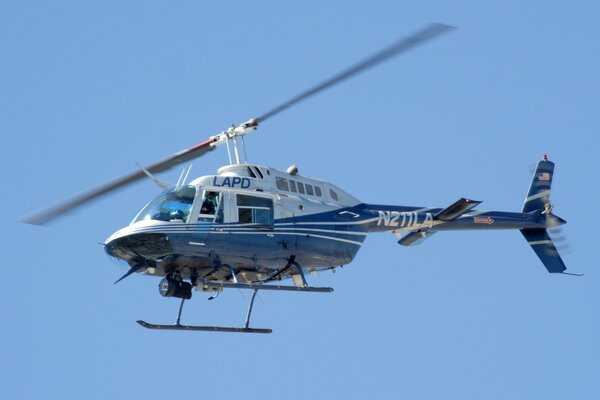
[{"xmin": 1, "ymin": 1, "xmax": 599, "ymax": 399}]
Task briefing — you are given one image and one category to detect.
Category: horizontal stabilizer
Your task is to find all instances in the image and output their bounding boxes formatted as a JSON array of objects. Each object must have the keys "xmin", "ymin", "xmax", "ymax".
[
  {"xmin": 397, "ymin": 230, "xmax": 436, "ymax": 246},
  {"xmin": 434, "ymin": 198, "xmax": 481, "ymax": 221},
  {"xmin": 520, "ymin": 228, "xmax": 566, "ymax": 273}
]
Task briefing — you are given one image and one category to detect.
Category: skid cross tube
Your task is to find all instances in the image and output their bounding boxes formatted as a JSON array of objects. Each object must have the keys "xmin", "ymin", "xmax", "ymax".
[
  {"xmin": 244, "ymin": 289, "xmax": 259, "ymax": 329},
  {"xmin": 294, "ymin": 262, "xmax": 309, "ymax": 287},
  {"xmin": 208, "ymin": 263, "xmax": 238, "ymax": 283},
  {"xmin": 265, "ymin": 256, "xmax": 305, "ymax": 283},
  {"xmin": 176, "ymin": 298, "xmax": 185, "ymax": 325},
  {"xmin": 275, "ymin": 261, "xmax": 309, "ymax": 287},
  {"xmin": 199, "ymin": 258, "xmax": 333, "ymax": 293}
]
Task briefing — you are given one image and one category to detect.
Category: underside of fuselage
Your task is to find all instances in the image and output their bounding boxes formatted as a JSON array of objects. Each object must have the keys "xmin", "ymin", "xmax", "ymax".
[{"xmin": 104, "ymin": 218, "xmax": 366, "ymax": 285}]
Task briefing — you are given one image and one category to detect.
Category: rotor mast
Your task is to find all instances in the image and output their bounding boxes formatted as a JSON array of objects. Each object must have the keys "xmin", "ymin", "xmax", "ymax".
[{"xmin": 211, "ymin": 118, "xmax": 259, "ymax": 165}]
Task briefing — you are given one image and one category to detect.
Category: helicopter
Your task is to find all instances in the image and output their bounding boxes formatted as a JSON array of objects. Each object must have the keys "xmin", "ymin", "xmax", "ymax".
[{"xmin": 23, "ymin": 23, "xmax": 571, "ymax": 334}]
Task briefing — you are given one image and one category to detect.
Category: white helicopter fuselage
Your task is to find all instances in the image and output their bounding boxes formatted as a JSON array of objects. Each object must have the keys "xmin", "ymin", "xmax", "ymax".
[
  {"xmin": 104, "ymin": 164, "xmax": 371, "ymax": 285},
  {"xmin": 104, "ymin": 160, "xmax": 559, "ymax": 290}
]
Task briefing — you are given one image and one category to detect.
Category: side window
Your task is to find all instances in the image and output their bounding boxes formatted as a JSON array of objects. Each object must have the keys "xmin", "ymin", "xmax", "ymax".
[
  {"xmin": 329, "ymin": 189, "xmax": 339, "ymax": 201},
  {"xmin": 275, "ymin": 176, "xmax": 289, "ymax": 191},
  {"xmin": 198, "ymin": 191, "xmax": 223, "ymax": 222},
  {"xmin": 297, "ymin": 182, "xmax": 305, "ymax": 194},
  {"xmin": 237, "ymin": 194, "xmax": 273, "ymax": 226},
  {"xmin": 314, "ymin": 186, "xmax": 322, "ymax": 197},
  {"xmin": 305, "ymin": 184, "xmax": 314, "ymax": 196},
  {"xmin": 289, "ymin": 180, "xmax": 297, "ymax": 193}
]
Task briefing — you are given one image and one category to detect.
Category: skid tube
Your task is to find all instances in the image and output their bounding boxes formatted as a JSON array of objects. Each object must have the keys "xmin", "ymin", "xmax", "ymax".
[{"xmin": 137, "ymin": 289, "xmax": 272, "ymax": 334}]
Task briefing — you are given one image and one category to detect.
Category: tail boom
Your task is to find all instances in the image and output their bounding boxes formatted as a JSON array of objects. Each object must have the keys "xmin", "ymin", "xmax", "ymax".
[{"xmin": 360, "ymin": 156, "xmax": 569, "ymax": 273}]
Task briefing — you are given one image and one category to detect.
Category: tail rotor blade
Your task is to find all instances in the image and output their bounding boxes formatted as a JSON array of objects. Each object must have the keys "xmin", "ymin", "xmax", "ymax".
[{"xmin": 548, "ymin": 226, "xmax": 572, "ymax": 255}]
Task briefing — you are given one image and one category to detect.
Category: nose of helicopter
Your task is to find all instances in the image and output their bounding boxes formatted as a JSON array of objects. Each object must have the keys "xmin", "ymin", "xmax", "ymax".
[
  {"xmin": 104, "ymin": 226, "xmax": 137, "ymax": 261},
  {"xmin": 104, "ymin": 225, "xmax": 173, "ymax": 262}
]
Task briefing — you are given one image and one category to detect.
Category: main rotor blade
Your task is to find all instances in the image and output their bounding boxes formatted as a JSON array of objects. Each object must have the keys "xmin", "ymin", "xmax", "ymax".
[
  {"xmin": 24, "ymin": 23, "xmax": 454, "ymax": 226},
  {"xmin": 22, "ymin": 137, "xmax": 217, "ymax": 225},
  {"xmin": 256, "ymin": 23, "xmax": 455, "ymax": 123}
]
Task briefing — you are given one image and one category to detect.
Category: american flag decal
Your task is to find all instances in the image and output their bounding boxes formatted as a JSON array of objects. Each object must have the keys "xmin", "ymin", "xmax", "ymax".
[{"xmin": 539, "ymin": 172, "xmax": 551, "ymax": 181}]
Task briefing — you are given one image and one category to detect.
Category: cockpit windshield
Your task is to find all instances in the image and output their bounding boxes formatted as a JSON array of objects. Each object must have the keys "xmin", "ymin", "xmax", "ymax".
[{"xmin": 133, "ymin": 186, "xmax": 197, "ymax": 224}]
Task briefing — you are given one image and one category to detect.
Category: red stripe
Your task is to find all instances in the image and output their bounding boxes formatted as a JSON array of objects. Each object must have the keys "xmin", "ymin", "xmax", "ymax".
[{"xmin": 187, "ymin": 137, "xmax": 216, "ymax": 151}]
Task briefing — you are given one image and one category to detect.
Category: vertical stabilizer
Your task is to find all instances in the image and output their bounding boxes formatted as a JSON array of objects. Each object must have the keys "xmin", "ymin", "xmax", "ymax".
[{"xmin": 523, "ymin": 157, "xmax": 554, "ymax": 213}]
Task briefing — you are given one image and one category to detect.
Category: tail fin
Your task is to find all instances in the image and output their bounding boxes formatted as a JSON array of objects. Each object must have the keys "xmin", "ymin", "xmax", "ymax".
[
  {"xmin": 520, "ymin": 228, "xmax": 566, "ymax": 273},
  {"xmin": 521, "ymin": 156, "xmax": 569, "ymax": 273},
  {"xmin": 522, "ymin": 157, "xmax": 554, "ymax": 213}
]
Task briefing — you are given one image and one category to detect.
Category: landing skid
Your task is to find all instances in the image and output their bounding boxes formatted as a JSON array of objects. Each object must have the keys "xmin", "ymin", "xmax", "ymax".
[
  {"xmin": 138, "ymin": 258, "xmax": 333, "ymax": 334},
  {"xmin": 136, "ymin": 320, "xmax": 272, "ymax": 334},
  {"xmin": 137, "ymin": 289, "xmax": 272, "ymax": 334}
]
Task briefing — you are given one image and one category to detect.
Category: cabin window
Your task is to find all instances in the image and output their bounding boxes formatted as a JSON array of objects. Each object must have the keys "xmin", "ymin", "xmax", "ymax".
[
  {"xmin": 275, "ymin": 176, "xmax": 289, "ymax": 191},
  {"xmin": 329, "ymin": 189, "xmax": 339, "ymax": 201},
  {"xmin": 314, "ymin": 186, "xmax": 322, "ymax": 197},
  {"xmin": 289, "ymin": 180, "xmax": 297, "ymax": 193},
  {"xmin": 297, "ymin": 182, "xmax": 305, "ymax": 194},
  {"xmin": 305, "ymin": 184, "xmax": 314, "ymax": 196},
  {"xmin": 237, "ymin": 194, "xmax": 273, "ymax": 225}
]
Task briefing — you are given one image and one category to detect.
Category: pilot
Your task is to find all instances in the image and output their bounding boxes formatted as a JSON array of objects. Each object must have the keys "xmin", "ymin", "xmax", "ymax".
[{"xmin": 201, "ymin": 192, "xmax": 217, "ymax": 214}]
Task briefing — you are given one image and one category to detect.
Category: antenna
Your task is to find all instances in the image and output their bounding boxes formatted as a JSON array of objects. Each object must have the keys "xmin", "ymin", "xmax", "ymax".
[
  {"xmin": 182, "ymin": 164, "xmax": 192, "ymax": 186},
  {"xmin": 175, "ymin": 169, "xmax": 186, "ymax": 187}
]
